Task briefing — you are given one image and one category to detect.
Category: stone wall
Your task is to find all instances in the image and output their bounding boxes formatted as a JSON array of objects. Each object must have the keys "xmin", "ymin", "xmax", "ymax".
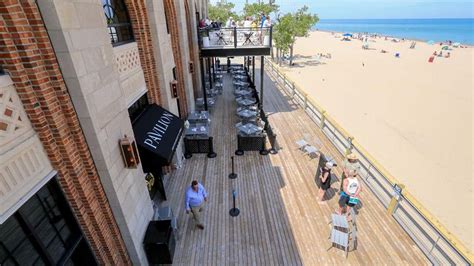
[
  {"xmin": 35, "ymin": 0, "xmax": 153, "ymax": 264},
  {"xmin": 113, "ymin": 42, "xmax": 147, "ymax": 106},
  {"xmin": 0, "ymin": 75, "xmax": 55, "ymax": 223},
  {"xmin": 0, "ymin": 1, "xmax": 131, "ymax": 263}
]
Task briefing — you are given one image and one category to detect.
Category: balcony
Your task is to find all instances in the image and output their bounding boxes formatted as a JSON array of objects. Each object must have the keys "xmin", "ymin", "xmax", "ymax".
[{"xmin": 199, "ymin": 27, "xmax": 272, "ymax": 57}]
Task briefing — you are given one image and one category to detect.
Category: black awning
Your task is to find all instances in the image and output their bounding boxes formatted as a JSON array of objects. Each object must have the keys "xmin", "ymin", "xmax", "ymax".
[{"xmin": 133, "ymin": 104, "xmax": 184, "ymax": 164}]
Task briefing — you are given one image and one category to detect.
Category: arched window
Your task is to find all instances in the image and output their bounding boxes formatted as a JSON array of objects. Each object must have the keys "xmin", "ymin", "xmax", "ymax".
[{"xmin": 102, "ymin": 0, "xmax": 134, "ymax": 46}]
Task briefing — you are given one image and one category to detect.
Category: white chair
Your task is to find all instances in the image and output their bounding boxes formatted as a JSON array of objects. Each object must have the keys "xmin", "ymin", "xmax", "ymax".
[
  {"xmin": 330, "ymin": 229, "xmax": 350, "ymax": 257},
  {"xmin": 304, "ymin": 145, "xmax": 319, "ymax": 158},
  {"xmin": 296, "ymin": 133, "xmax": 311, "ymax": 150},
  {"xmin": 328, "ymin": 213, "xmax": 358, "ymax": 257}
]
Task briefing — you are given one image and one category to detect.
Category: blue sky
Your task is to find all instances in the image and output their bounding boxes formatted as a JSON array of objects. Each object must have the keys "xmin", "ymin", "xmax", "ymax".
[{"xmin": 210, "ymin": 0, "xmax": 474, "ymax": 19}]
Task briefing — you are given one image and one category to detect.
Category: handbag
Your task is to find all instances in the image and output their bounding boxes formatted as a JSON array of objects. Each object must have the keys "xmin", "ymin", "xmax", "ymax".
[{"xmin": 348, "ymin": 196, "xmax": 359, "ymax": 205}]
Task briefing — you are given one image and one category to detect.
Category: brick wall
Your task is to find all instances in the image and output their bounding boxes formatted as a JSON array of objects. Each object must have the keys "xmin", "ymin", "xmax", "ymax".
[
  {"xmin": 124, "ymin": 0, "xmax": 161, "ymax": 106},
  {"xmin": 184, "ymin": 0, "xmax": 200, "ymax": 98},
  {"xmin": 0, "ymin": 1, "xmax": 130, "ymax": 264},
  {"xmin": 163, "ymin": 0, "xmax": 188, "ymax": 117}
]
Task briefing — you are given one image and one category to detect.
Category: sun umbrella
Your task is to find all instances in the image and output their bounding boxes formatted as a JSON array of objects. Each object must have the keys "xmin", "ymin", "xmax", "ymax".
[
  {"xmin": 427, "ymin": 40, "xmax": 435, "ymax": 45},
  {"xmin": 441, "ymin": 46, "xmax": 449, "ymax": 50},
  {"xmin": 343, "ymin": 33, "xmax": 352, "ymax": 37},
  {"xmin": 453, "ymin": 42, "xmax": 461, "ymax": 47}
]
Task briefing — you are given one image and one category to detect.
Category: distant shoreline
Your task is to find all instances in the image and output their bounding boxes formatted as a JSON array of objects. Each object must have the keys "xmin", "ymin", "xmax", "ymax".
[
  {"xmin": 311, "ymin": 28, "xmax": 473, "ymax": 47},
  {"xmin": 311, "ymin": 18, "xmax": 474, "ymax": 45}
]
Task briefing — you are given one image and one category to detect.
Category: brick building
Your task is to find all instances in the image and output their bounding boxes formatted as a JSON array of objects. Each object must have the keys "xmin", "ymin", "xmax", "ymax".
[{"xmin": 0, "ymin": 0, "xmax": 207, "ymax": 264}]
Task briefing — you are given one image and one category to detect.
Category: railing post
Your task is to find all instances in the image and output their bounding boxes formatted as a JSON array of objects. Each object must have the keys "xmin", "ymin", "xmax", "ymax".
[
  {"xmin": 320, "ymin": 110, "xmax": 326, "ymax": 129},
  {"xmin": 303, "ymin": 93, "xmax": 308, "ymax": 109},
  {"xmin": 233, "ymin": 27, "xmax": 237, "ymax": 48},
  {"xmin": 291, "ymin": 82, "xmax": 296, "ymax": 99},
  {"xmin": 387, "ymin": 184, "xmax": 405, "ymax": 215},
  {"xmin": 269, "ymin": 26, "xmax": 273, "ymax": 47}
]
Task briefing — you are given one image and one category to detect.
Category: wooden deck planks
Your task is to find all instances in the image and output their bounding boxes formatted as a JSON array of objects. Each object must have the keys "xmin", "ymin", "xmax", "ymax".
[{"xmin": 163, "ymin": 64, "xmax": 427, "ymax": 265}]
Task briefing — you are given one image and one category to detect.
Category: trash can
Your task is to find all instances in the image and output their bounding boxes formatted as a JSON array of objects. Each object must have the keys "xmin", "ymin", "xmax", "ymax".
[{"xmin": 143, "ymin": 219, "xmax": 176, "ymax": 265}]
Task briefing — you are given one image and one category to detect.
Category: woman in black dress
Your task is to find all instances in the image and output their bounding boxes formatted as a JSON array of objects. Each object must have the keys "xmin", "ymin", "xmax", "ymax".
[{"xmin": 318, "ymin": 162, "xmax": 333, "ymax": 202}]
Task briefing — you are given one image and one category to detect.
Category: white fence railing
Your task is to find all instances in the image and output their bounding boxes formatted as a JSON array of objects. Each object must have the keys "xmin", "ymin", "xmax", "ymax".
[{"xmin": 264, "ymin": 58, "xmax": 472, "ymax": 265}]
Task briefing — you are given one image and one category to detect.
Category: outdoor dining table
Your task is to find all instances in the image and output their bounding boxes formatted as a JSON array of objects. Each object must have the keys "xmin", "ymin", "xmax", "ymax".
[
  {"xmin": 233, "ymin": 81, "xmax": 249, "ymax": 87},
  {"xmin": 234, "ymin": 89, "xmax": 252, "ymax": 96},
  {"xmin": 237, "ymin": 105, "xmax": 258, "ymax": 112},
  {"xmin": 187, "ymin": 111, "xmax": 209, "ymax": 123},
  {"xmin": 233, "ymin": 76, "xmax": 247, "ymax": 81},
  {"xmin": 185, "ymin": 125, "xmax": 209, "ymax": 136},
  {"xmin": 235, "ymin": 122, "xmax": 263, "ymax": 135},
  {"xmin": 236, "ymin": 97, "xmax": 256, "ymax": 105},
  {"xmin": 237, "ymin": 109, "xmax": 257, "ymax": 119},
  {"xmin": 196, "ymin": 97, "xmax": 215, "ymax": 107}
]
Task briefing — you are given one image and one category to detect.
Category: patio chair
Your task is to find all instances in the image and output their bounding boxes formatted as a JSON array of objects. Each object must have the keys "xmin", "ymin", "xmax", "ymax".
[
  {"xmin": 328, "ymin": 212, "xmax": 358, "ymax": 257},
  {"xmin": 303, "ymin": 145, "xmax": 319, "ymax": 159},
  {"xmin": 296, "ymin": 133, "xmax": 311, "ymax": 150},
  {"xmin": 329, "ymin": 228, "xmax": 350, "ymax": 257}
]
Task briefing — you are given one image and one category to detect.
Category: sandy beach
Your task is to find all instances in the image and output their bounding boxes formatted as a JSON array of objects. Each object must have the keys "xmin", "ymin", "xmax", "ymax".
[{"xmin": 277, "ymin": 31, "xmax": 473, "ymax": 250}]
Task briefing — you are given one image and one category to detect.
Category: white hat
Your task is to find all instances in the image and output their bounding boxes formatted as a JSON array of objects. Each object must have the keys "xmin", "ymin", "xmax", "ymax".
[{"xmin": 325, "ymin": 162, "xmax": 334, "ymax": 169}]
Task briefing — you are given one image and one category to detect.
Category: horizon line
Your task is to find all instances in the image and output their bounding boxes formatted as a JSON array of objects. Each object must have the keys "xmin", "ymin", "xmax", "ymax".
[{"xmin": 318, "ymin": 17, "xmax": 474, "ymax": 20}]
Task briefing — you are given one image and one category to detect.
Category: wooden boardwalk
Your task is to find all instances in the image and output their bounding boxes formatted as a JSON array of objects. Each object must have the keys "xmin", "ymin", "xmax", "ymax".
[{"xmin": 163, "ymin": 65, "xmax": 427, "ymax": 265}]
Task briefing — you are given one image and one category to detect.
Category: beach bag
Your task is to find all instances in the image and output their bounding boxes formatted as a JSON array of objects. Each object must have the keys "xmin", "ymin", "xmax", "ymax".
[{"xmin": 348, "ymin": 196, "xmax": 359, "ymax": 205}]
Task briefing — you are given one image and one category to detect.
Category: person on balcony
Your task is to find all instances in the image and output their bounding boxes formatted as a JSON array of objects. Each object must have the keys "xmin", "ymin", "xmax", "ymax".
[
  {"xmin": 243, "ymin": 16, "xmax": 252, "ymax": 28},
  {"xmin": 225, "ymin": 17, "xmax": 234, "ymax": 28}
]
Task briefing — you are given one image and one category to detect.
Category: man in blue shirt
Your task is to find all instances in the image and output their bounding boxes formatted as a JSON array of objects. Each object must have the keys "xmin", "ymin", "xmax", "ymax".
[{"xmin": 185, "ymin": 180, "xmax": 208, "ymax": 229}]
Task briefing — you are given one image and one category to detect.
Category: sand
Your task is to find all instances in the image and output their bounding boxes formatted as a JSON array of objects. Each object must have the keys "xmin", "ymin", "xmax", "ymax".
[{"xmin": 277, "ymin": 31, "xmax": 473, "ymax": 250}]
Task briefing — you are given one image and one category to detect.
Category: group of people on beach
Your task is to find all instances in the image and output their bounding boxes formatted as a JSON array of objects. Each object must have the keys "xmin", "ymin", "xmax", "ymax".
[{"xmin": 317, "ymin": 153, "xmax": 362, "ymax": 218}]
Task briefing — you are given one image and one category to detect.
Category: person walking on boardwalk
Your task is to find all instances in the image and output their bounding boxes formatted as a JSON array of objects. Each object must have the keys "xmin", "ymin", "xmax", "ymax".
[
  {"xmin": 185, "ymin": 180, "xmax": 208, "ymax": 230},
  {"xmin": 318, "ymin": 162, "xmax": 334, "ymax": 203}
]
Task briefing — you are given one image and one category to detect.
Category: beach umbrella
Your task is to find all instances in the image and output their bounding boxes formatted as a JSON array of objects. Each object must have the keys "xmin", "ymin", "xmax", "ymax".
[
  {"xmin": 441, "ymin": 46, "xmax": 449, "ymax": 50},
  {"xmin": 453, "ymin": 42, "xmax": 461, "ymax": 47},
  {"xmin": 427, "ymin": 40, "xmax": 435, "ymax": 45},
  {"xmin": 343, "ymin": 33, "xmax": 352, "ymax": 37}
]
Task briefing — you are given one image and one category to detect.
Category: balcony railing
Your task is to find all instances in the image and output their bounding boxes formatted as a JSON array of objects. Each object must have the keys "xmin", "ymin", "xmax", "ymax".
[{"xmin": 199, "ymin": 26, "xmax": 273, "ymax": 49}]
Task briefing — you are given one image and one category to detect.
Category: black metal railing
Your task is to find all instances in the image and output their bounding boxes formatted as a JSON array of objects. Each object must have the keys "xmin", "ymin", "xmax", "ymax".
[{"xmin": 199, "ymin": 26, "xmax": 273, "ymax": 49}]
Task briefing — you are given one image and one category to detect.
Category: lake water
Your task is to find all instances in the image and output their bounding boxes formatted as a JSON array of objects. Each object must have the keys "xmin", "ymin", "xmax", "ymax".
[{"xmin": 314, "ymin": 18, "xmax": 474, "ymax": 44}]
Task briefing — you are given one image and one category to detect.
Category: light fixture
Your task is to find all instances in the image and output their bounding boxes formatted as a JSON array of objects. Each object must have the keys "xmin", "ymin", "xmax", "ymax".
[{"xmin": 119, "ymin": 134, "xmax": 140, "ymax": 168}]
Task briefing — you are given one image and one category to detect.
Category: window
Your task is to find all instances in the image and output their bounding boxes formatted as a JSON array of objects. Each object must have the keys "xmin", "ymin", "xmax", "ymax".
[
  {"xmin": 102, "ymin": 0, "xmax": 134, "ymax": 46},
  {"xmin": 172, "ymin": 67, "xmax": 177, "ymax": 80},
  {"xmin": 0, "ymin": 65, "xmax": 5, "ymax": 75},
  {"xmin": 0, "ymin": 178, "xmax": 97, "ymax": 265},
  {"xmin": 128, "ymin": 93, "xmax": 149, "ymax": 124},
  {"xmin": 163, "ymin": 0, "xmax": 170, "ymax": 34}
]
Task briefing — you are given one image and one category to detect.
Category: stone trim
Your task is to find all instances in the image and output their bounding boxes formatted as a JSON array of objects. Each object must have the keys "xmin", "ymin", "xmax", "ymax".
[
  {"xmin": 0, "ymin": 1, "xmax": 130, "ymax": 264},
  {"xmin": 164, "ymin": 0, "xmax": 188, "ymax": 117}
]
